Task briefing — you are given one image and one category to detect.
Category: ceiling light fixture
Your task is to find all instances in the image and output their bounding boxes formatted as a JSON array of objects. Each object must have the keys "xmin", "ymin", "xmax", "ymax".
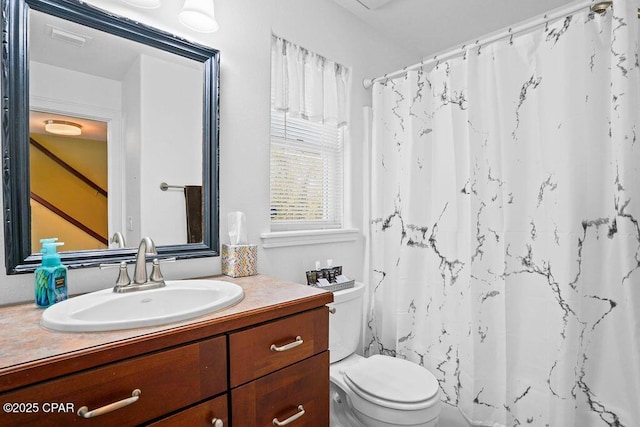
[
  {"xmin": 44, "ymin": 120, "xmax": 82, "ymax": 136},
  {"xmin": 120, "ymin": 0, "xmax": 219, "ymax": 33},
  {"xmin": 120, "ymin": 0, "xmax": 161, "ymax": 9},
  {"xmin": 179, "ymin": 0, "xmax": 219, "ymax": 33}
]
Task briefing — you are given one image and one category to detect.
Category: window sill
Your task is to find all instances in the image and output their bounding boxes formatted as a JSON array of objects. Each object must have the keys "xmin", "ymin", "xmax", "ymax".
[{"xmin": 260, "ymin": 228, "xmax": 360, "ymax": 248}]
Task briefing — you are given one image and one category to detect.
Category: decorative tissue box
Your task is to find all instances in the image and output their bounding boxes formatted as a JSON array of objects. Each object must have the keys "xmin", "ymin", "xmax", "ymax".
[{"xmin": 222, "ymin": 244, "xmax": 258, "ymax": 277}]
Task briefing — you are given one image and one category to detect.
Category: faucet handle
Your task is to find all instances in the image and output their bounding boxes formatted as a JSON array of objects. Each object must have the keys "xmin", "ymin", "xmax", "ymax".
[
  {"xmin": 149, "ymin": 257, "xmax": 175, "ymax": 283},
  {"xmin": 100, "ymin": 261, "xmax": 131, "ymax": 286},
  {"xmin": 115, "ymin": 262, "xmax": 132, "ymax": 286},
  {"xmin": 149, "ymin": 259, "xmax": 163, "ymax": 283}
]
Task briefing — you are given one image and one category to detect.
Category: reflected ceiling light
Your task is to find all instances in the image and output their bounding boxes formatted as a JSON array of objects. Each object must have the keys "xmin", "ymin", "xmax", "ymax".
[
  {"xmin": 120, "ymin": 0, "xmax": 161, "ymax": 9},
  {"xmin": 44, "ymin": 120, "xmax": 82, "ymax": 136},
  {"xmin": 179, "ymin": 0, "xmax": 219, "ymax": 33}
]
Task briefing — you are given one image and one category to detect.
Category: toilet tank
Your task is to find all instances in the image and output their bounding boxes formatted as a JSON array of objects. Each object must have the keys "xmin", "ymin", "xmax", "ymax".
[{"xmin": 328, "ymin": 282, "xmax": 365, "ymax": 363}]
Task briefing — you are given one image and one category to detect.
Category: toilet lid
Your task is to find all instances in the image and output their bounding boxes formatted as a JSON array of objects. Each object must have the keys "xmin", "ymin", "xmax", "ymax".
[{"xmin": 343, "ymin": 355, "xmax": 439, "ymax": 405}]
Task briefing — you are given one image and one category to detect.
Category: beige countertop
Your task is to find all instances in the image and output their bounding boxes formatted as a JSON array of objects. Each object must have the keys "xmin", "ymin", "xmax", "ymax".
[{"xmin": 0, "ymin": 274, "xmax": 333, "ymax": 393}]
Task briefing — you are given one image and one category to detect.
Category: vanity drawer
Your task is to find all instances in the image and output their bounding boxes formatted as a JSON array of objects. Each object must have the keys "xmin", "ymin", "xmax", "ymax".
[
  {"xmin": 231, "ymin": 351, "xmax": 329, "ymax": 427},
  {"xmin": 228, "ymin": 307, "xmax": 328, "ymax": 387},
  {"xmin": 0, "ymin": 336, "xmax": 226, "ymax": 426},
  {"xmin": 146, "ymin": 393, "xmax": 228, "ymax": 426}
]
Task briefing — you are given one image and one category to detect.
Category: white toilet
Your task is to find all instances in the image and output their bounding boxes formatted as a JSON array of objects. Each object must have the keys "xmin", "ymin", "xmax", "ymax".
[{"xmin": 328, "ymin": 282, "xmax": 441, "ymax": 427}]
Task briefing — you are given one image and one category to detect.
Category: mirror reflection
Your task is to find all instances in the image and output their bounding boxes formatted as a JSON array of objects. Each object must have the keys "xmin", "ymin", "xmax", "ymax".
[
  {"xmin": 29, "ymin": 111, "xmax": 109, "ymax": 252},
  {"xmin": 28, "ymin": 9, "xmax": 204, "ymax": 253}
]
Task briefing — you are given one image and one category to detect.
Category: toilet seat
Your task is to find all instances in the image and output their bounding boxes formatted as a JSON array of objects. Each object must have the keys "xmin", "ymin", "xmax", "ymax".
[
  {"xmin": 341, "ymin": 355, "xmax": 440, "ymax": 425},
  {"xmin": 343, "ymin": 355, "xmax": 440, "ymax": 410}
]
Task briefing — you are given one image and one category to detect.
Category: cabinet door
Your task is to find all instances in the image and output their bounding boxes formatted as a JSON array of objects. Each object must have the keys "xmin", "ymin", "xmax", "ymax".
[
  {"xmin": 229, "ymin": 307, "xmax": 328, "ymax": 387},
  {"xmin": 146, "ymin": 394, "xmax": 228, "ymax": 426},
  {"xmin": 0, "ymin": 337, "xmax": 226, "ymax": 426},
  {"xmin": 232, "ymin": 352, "xmax": 329, "ymax": 427}
]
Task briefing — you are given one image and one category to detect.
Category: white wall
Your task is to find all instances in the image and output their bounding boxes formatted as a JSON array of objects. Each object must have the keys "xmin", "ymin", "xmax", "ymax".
[
  {"xmin": 122, "ymin": 55, "xmax": 143, "ymax": 245},
  {"xmin": 30, "ymin": 61, "xmax": 122, "ymax": 110},
  {"xmin": 133, "ymin": 54, "xmax": 203, "ymax": 245},
  {"xmin": 0, "ymin": 0, "xmax": 417, "ymax": 304}
]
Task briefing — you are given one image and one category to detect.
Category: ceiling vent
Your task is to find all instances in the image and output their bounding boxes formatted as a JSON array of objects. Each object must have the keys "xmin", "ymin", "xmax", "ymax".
[
  {"xmin": 336, "ymin": 0, "xmax": 396, "ymax": 10},
  {"xmin": 46, "ymin": 25, "xmax": 92, "ymax": 48}
]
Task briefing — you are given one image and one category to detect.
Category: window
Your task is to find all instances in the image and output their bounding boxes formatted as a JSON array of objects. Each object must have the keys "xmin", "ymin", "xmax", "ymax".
[
  {"xmin": 270, "ymin": 36, "xmax": 350, "ymax": 231},
  {"xmin": 270, "ymin": 110, "xmax": 343, "ymax": 230}
]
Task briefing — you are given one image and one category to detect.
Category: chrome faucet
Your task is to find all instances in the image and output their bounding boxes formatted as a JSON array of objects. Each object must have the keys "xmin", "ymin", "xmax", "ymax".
[
  {"xmin": 133, "ymin": 236, "xmax": 157, "ymax": 285},
  {"xmin": 111, "ymin": 232, "xmax": 127, "ymax": 248},
  {"xmin": 100, "ymin": 237, "xmax": 173, "ymax": 293}
]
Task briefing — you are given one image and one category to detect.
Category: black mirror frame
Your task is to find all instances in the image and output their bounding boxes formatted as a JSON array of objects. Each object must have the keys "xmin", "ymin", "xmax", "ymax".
[{"xmin": 1, "ymin": 0, "xmax": 220, "ymax": 274}]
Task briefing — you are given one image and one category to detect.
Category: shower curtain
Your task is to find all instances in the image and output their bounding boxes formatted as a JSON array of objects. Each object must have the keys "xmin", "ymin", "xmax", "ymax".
[{"xmin": 367, "ymin": 0, "xmax": 640, "ymax": 425}]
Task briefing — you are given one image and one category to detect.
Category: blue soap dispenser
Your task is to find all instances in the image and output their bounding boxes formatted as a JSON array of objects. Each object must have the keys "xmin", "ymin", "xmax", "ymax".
[{"xmin": 35, "ymin": 238, "xmax": 68, "ymax": 308}]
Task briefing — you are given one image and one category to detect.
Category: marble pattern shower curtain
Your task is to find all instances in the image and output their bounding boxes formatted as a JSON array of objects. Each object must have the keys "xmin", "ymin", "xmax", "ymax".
[{"xmin": 367, "ymin": 0, "xmax": 640, "ymax": 425}]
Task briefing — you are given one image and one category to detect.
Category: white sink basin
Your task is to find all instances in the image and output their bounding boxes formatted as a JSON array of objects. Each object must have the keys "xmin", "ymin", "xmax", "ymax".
[{"xmin": 41, "ymin": 279, "xmax": 244, "ymax": 332}]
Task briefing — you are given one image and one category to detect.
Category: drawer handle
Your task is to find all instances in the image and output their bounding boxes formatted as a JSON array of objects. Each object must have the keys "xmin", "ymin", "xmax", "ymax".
[
  {"xmin": 270, "ymin": 336, "xmax": 303, "ymax": 352},
  {"xmin": 211, "ymin": 418, "xmax": 224, "ymax": 427},
  {"xmin": 272, "ymin": 405, "xmax": 305, "ymax": 426},
  {"xmin": 77, "ymin": 389, "xmax": 141, "ymax": 418},
  {"xmin": 328, "ymin": 307, "xmax": 336, "ymax": 314}
]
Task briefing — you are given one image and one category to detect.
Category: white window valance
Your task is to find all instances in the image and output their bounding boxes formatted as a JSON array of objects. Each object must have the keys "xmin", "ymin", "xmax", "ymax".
[{"xmin": 270, "ymin": 35, "xmax": 350, "ymax": 127}]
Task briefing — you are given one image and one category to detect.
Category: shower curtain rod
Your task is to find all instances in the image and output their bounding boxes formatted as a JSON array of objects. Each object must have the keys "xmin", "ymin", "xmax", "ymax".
[{"xmin": 363, "ymin": 0, "xmax": 628, "ymax": 89}]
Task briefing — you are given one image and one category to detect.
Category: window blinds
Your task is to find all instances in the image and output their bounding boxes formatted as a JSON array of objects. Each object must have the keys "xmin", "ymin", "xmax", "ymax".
[{"xmin": 270, "ymin": 111, "xmax": 343, "ymax": 230}]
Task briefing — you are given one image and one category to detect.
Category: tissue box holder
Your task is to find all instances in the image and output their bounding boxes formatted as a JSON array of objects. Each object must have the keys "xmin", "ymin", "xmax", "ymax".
[{"xmin": 222, "ymin": 244, "xmax": 257, "ymax": 278}]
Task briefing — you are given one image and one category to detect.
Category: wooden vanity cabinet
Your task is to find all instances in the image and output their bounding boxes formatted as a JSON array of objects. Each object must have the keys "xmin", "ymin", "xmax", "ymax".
[
  {"xmin": 0, "ymin": 292, "xmax": 331, "ymax": 427},
  {"xmin": 147, "ymin": 394, "xmax": 228, "ymax": 427},
  {"xmin": 230, "ymin": 307, "xmax": 329, "ymax": 426},
  {"xmin": 232, "ymin": 352, "xmax": 329, "ymax": 426},
  {"xmin": 0, "ymin": 336, "xmax": 228, "ymax": 426},
  {"xmin": 229, "ymin": 307, "xmax": 328, "ymax": 387}
]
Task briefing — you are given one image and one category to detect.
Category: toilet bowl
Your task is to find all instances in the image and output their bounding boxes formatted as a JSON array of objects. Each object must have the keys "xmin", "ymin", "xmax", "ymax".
[{"xmin": 328, "ymin": 282, "xmax": 441, "ymax": 426}]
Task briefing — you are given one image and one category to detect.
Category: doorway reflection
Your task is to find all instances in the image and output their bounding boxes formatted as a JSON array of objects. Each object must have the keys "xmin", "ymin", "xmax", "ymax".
[{"xmin": 29, "ymin": 111, "xmax": 108, "ymax": 252}]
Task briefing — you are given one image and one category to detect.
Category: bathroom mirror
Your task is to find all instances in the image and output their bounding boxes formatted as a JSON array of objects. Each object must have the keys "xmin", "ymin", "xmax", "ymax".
[{"xmin": 2, "ymin": 0, "xmax": 220, "ymax": 273}]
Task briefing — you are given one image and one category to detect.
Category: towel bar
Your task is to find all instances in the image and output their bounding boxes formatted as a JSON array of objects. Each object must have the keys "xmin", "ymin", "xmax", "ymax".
[{"xmin": 159, "ymin": 182, "xmax": 185, "ymax": 191}]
